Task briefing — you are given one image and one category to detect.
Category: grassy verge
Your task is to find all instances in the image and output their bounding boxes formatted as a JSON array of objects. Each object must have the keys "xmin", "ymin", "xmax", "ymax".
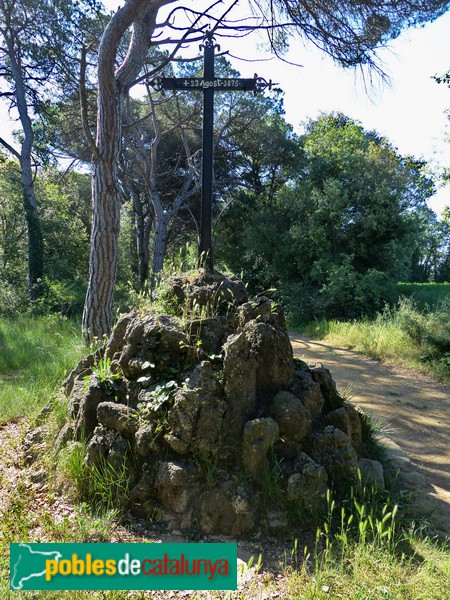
[
  {"xmin": 300, "ymin": 297, "xmax": 450, "ymax": 383},
  {"xmin": 0, "ymin": 315, "xmax": 87, "ymax": 424},
  {"xmin": 1, "ymin": 415, "xmax": 448, "ymax": 600}
]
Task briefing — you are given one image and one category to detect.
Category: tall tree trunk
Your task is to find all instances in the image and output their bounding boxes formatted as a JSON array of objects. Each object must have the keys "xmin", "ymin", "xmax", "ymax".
[
  {"xmin": 152, "ymin": 213, "xmax": 168, "ymax": 276},
  {"xmin": 82, "ymin": 156, "xmax": 121, "ymax": 340},
  {"xmin": 21, "ymin": 156, "xmax": 44, "ymax": 300},
  {"xmin": 82, "ymin": 66, "xmax": 123, "ymax": 341},
  {"xmin": 131, "ymin": 189, "xmax": 152, "ymax": 286},
  {"xmin": 139, "ymin": 214, "xmax": 152, "ymax": 286},
  {"xmin": 4, "ymin": 32, "xmax": 44, "ymax": 300},
  {"xmin": 81, "ymin": 0, "xmax": 162, "ymax": 342}
]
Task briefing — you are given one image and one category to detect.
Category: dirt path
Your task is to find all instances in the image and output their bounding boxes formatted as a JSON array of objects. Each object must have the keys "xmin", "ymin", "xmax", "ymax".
[{"xmin": 290, "ymin": 334, "xmax": 450, "ymax": 534}]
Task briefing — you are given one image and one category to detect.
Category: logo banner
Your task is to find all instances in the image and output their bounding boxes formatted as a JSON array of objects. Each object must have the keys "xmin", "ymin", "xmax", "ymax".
[{"xmin": 10, "ymin": 542, "xmax": 237, "ymax": 591}]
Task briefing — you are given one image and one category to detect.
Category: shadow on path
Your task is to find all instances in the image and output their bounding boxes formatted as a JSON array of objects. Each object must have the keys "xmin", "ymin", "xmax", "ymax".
[{"xmin": 290, "ymin": 333, "xmax": 450, "ymax": 534}]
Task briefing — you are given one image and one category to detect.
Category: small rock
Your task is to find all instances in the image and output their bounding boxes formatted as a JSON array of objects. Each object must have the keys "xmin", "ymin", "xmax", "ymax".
[
  {"xmin": 54, "ymin": 423, "xmax": 75, "ymax": 453},
  {"xmin": 23, "ymin": 426, "xmax": 46, "ymax": 466},
  {"xmin": 311, "ymin": 367, "xmax": 338, "ymax": 406},
  {"xmin": 185, "ymin": 361, "xmax": 222, "ymax": 396},
  {"xmin": 184, "ymin": 318, "xmax": 223, "ymax": 355},
  {"xmin": 97, "ymin": 401, "xmax": 138, "ymax": 438},
  {"xmin": 130, "ymin": 465, "xmax": 155, "ymax": 502},
  {"xmin": 286, "ymin": 454, "xmax": 328, "ymax": 506},
  {"xmin": 238, "ymin": 297, "xmax": 272, "ymax": 326},
  {"xmin": 30, "ymin": 468, "xmax": 47, "ymax": 484},
  {"xmin": 311, "ymin": 426, "xmax": 358, "ymax": 489},
  {"xmin": 291, "ymin": 371, "xmax": 325, "ymax": 420},
  {"xmin": 135, "ymin": 423, "xmax": 156, "ymax": 457},
  {"xmin": 266, "ymin": 510, "xmax": 288, "ymax": 533},
  {"xmin": 155, "ymin": 460, "xmax": 199, "ymax": 514},
  {"xmin": 73, "ymin": 377, "xmax": 104, "ymax": 440},
  {"xmin": 357, "ymin": 458, "xmax": 385, "ymax": 491}
]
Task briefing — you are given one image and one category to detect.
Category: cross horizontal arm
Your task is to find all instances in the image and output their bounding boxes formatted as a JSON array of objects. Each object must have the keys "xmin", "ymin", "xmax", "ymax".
[{"xmin": 152, "ymin": 76, "xmax": 273, "ymax": 93}]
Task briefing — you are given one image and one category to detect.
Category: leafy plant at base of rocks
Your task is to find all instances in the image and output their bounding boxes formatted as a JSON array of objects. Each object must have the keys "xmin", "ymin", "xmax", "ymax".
[
  {"xmin": 84, "ymin": 357, "xmax": 122, "ymax": 396},
  {"xmin": 135, "ymin": 360, "xmax": 156, "ymax": 387},
  {"xmin": 359, "ymin": 411, "xmax": 389, "ymax": 465},
  {"xmin": 137, "ymin": 380, "xmax": 178, "ymax": 415}
]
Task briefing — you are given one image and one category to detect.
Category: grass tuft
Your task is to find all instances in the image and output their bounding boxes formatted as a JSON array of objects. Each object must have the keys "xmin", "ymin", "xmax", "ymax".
[{"xmin": 0, "ymin": 315, "xmax": 87, "ymax": 423}]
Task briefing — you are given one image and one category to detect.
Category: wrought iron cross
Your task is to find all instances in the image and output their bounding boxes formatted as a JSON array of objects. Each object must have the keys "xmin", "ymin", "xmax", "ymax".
[{"xmin": 152, "ymin": 32, "xmax": 273, "ymax": 271}]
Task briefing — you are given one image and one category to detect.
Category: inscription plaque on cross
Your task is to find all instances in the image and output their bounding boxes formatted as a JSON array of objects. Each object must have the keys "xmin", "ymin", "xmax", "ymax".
[{"xmin": 152, "ymin": 32, "xmax": 273, "ymax": 271}]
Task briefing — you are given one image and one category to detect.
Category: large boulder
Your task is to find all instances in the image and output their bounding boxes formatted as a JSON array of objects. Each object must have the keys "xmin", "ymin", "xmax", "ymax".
[
  {"xmin": 242, "ymin": 417, "xmax": 279, "ymax": 479},
  {"xmin": 166, "ymin": 371, "xmax": 226, "ymax": 458},
  {"xmin": 223, "ymin": 332, "xmax": 257, "ymax": 440},
  {"xmin": 310, "ymin": 426, "xmax": 359, "ymax": 489},
  {"xmin": 108, "ymin": 314, "xmax": 190, "ymax": 380},
  {"xmin": 244, "ymin": 321, "xmax": 294, "ymax": 406}
]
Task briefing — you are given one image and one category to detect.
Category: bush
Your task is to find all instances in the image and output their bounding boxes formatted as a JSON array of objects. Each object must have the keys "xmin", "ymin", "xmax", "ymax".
[{"xmin": 283, "ymin": 262, "xmax": 397, "ymax": 326}]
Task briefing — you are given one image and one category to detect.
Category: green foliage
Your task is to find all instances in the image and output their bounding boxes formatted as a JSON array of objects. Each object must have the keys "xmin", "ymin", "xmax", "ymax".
[
  {"xmin": 359, "ymin": 412, "xmax": 389, "ymax": 464},
  {"xmin": 84, "ymin": 357, "xmax": 122, "ymax": 396},
  {"xmin": 137, "ymin": 380, "xmax": 177, "ymax": 414},
  {"xmin": 218, "ymin": 113, "xmax": 433, "ymax": 323},
  {"xmin": 0, "ymin": 157, "xmax": 90, "ymax": 317},
  {"xmin": 258, "ymin": 450, "xmax": 286, "ymax": 512},
  {"xmin": 407, "ymin": 206, "xmax": 450, "ymax": 283},
  {"xmin": 397, "ymin": 297, "xmax": 450, "ymax": 376}
]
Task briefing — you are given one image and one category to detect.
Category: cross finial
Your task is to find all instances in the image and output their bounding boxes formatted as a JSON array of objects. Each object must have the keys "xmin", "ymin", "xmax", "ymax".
[{"xmin": 201, "ymin": 28, "xmax": 220, "ymax": 52}]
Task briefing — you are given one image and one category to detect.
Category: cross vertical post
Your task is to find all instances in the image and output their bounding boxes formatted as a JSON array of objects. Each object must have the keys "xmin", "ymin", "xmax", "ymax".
[
  {"xmin": 199, "ymin": 36, "xmax": 216, "ymax": 271},
  {"xmin": 152, "ymin": 34, "xmax": 273, "ymax": 273}
]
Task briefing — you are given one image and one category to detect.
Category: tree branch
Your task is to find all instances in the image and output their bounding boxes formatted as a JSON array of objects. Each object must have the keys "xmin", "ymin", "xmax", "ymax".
[
  {"xmin": 0, "ymin": 136, "xmax": 20, "ymax": 160},
  {"xmin": 80, "ymin": 44, "xmax": 99, "ymax": 160}
]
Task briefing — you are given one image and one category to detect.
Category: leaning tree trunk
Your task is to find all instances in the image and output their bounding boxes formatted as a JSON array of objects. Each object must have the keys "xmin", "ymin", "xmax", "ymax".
[{"xmin": 81, "ymin": 0, "xmax": 163, "ymax": 342}]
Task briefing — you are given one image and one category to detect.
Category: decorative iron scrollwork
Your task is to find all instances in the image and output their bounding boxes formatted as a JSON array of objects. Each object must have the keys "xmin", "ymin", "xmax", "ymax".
[
  {"xmin": 254, "ymin": 75, "xmax": 274, "ymax": 93},
  {"xmin": 200, "ymin": 29, "xmax": 220, "ymax": 53},
  {"xmin": 150, "ymin": 77, "xmax": 164, "ymax": 92}
]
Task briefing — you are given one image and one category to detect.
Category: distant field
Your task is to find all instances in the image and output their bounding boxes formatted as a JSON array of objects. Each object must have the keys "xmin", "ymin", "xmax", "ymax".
[{"xmin": 396, "ymin": 282, "xmax": 449, "ymax": 310}]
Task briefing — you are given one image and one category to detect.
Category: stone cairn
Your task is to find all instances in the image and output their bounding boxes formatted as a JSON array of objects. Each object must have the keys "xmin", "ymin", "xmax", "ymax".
[{"xmin": 56, "ymin": 271, "xmax": 385, "ymax": 536}]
